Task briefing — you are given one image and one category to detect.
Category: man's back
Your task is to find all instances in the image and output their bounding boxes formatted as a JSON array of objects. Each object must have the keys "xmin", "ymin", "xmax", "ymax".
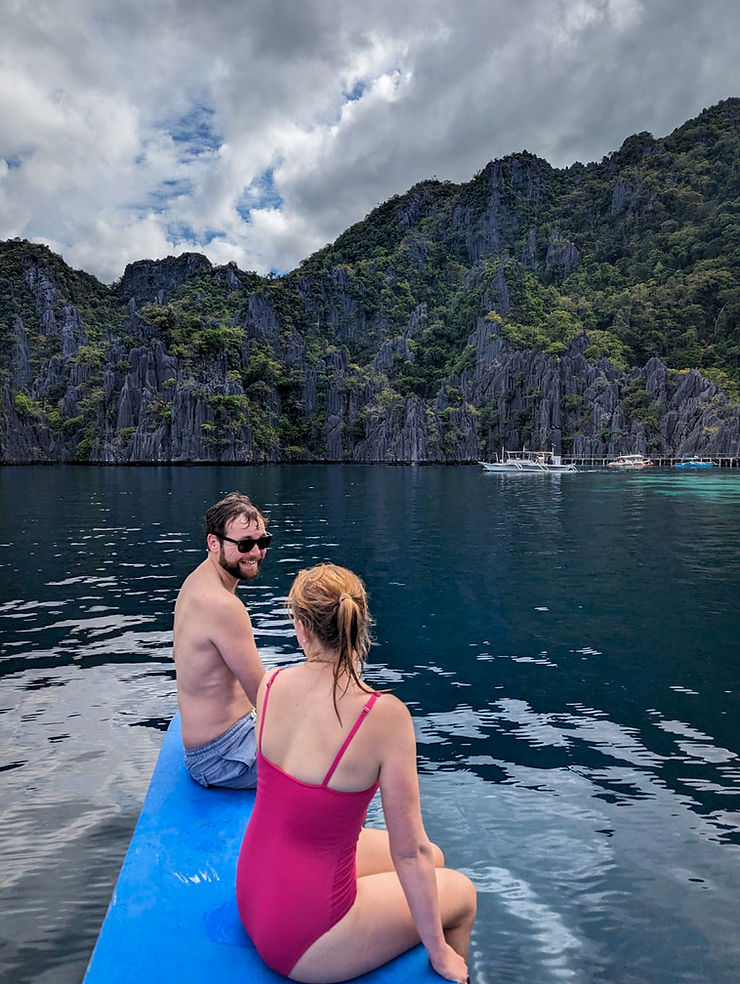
[
  {"xmin": 171, "ymin": 492, "xmax": 269, "ymax": 787},
  {"xmin": 173, "ymin": 559, "xmax": 255, "ymax": 748}
]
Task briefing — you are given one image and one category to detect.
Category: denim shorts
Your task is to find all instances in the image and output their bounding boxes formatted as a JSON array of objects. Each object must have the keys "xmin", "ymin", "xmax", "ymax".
[{"xmin": 183, "ymin": 711, "xmax": 258, "ymax": 789}]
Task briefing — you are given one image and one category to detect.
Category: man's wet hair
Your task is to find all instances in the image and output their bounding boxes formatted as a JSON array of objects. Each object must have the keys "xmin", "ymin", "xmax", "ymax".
[{"xmin": 204, "ymin": 492, "xmax": 267, "ymax": 538}]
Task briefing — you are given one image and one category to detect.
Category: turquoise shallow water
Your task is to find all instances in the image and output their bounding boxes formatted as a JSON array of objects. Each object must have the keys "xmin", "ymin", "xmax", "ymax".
[{"xmin": 1, "ymin": 464, "xmax": 739, "ymax": 984}]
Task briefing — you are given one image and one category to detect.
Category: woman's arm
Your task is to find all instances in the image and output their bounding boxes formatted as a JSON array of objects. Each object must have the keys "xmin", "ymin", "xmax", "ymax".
[{"xmin": 376, "ymin": 698, "xmax": 468, "ymax": 982}]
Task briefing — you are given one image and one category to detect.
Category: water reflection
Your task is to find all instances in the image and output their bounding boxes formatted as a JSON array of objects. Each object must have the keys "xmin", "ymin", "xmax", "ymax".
[{"xmin": 1, "ymin": 465, "xmax": 739, "ymax": 983}]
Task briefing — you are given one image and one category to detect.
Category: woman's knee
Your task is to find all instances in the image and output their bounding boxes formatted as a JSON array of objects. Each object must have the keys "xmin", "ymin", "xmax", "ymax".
[
  {"xmin": 430, "ymin": 840, "xmax": 445, "ymax": 867},
  {"xmin": 438, "ymin": 868, "xmax": 477, "ymax": 922},
  {"xmin": 456, "ymin": 871, "xmax": 477, "ymax": 924},
  {"xmin": 460, "ymin": 871, "xmax": 477, "ymax": 918}
]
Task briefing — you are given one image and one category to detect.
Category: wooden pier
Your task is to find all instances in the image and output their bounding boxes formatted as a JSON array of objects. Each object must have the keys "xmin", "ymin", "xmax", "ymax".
[{"xmin": 561, "ymin": 455, "xmax": 739, "ymax": 468}]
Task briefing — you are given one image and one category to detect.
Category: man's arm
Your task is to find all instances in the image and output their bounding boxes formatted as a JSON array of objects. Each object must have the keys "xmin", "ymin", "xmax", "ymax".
[{"xmin": 209, "ymin": 594, "xmax": 265, "ymax": 704}]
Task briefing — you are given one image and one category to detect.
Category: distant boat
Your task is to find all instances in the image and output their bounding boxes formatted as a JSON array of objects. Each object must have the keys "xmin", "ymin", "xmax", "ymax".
[
  {"xmin": 606, "ymin": 454, "xmax": 654, "ymax": 470},
  {"xmin": 480, "ymin": 449, "xmax": 577, "ymax": 473},
  {"xmin": 674, "ymin": 456, "xmax": 716, "ymax": 468}
]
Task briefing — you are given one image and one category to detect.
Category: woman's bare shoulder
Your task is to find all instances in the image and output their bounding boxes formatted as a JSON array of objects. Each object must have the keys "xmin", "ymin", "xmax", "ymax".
[{"xmin": 370, "ymin": 691, "xmax": 413, "ymax": 729}]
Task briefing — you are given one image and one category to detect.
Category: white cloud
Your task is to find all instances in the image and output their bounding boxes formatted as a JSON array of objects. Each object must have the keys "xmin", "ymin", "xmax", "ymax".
[{"xmin": 0, "ymin": 0, "xmax": 738, "ymax": 283}]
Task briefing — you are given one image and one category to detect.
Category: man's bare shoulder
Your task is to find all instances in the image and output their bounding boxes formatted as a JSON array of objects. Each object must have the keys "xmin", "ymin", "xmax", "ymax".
[
  {"xmin": 178, "ymin": 560, "xmax": 229, "ymax": 602},
  {"xmin": 179, "ymin": 557, "xmax": 215, "ymax": 590},
  {"xmin": 175, "ymin": 559, "xmax": 249, "ymax": 627}
]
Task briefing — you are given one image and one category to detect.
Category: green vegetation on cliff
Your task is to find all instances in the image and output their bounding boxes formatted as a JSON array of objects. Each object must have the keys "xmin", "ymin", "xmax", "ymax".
[{"xmin": 1, "ymin": 98, "xmax": 738, "ymax": 461}]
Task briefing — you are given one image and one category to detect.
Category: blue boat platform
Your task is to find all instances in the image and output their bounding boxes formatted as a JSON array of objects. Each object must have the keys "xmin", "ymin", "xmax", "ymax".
[
  {"xmin": 83, "ymin": 713, "xmax": 446, "ymax": 984},
  {"xmin": 673, "ymin": 457, "xmax": 717, "ymax": 468}
]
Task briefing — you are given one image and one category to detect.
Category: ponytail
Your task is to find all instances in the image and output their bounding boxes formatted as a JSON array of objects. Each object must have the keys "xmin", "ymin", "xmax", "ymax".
[{"xmin": 289, "ymin": 564, "xmax": 372, "ymax": 719}]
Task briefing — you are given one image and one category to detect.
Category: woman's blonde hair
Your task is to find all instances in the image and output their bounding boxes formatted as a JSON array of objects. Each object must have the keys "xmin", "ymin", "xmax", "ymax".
[{"xmin": 288, "ymin": 563, "xmax": 372, "ymax": 716}]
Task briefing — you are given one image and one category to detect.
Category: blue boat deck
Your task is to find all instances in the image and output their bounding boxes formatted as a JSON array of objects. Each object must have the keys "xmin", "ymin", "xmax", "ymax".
[{"xmin": 83, "ymin": 714, "xmax": 445, "ymax": 984}]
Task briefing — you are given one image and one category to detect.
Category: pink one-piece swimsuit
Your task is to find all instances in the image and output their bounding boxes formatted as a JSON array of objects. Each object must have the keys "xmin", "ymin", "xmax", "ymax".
[{"xmin": 236, "ymin": 669, "xmax": 381, "ymax": 977}]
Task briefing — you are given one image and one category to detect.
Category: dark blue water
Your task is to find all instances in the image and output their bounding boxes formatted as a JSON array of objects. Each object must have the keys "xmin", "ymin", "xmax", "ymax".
[{"xmin": 1, "ymin": 465, "xmax": 739, "ymax": 984}]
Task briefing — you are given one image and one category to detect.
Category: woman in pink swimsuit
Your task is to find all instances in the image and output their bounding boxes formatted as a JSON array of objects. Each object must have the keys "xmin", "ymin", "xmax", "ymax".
[{"xmin": 236, "ymin": 563, "xmax": 476, "ymax": 983}]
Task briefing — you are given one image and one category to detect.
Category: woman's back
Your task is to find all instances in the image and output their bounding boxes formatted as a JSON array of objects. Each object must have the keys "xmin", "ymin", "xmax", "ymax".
[
  {"xmin": 236, "ymin": 668, "xmax": 383, "ymax": 976},
  {"xmin": 236, "ymin": 563, "xmax": 474, "ymax": 984},
  {"xmin": 258, "ymin": 664, "xmax": 387, "ymax": 790}
]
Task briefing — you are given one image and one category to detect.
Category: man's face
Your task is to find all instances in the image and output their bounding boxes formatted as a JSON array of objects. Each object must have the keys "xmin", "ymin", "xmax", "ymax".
[{"xmin": 215, "ymin": 515, "xmax": 269, "ymax": 582}]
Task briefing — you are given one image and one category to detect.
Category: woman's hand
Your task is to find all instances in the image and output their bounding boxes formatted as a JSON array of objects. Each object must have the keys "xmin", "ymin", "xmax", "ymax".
[{"xmin": 430, "ymin": 941, "xmax": 468, "ymax": 982}]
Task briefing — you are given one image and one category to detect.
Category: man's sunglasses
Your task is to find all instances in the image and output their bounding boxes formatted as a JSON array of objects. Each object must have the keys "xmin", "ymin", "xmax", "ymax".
[{"xmin": 217, "ymin": 532, "xmax": 273, "ymax": 553}]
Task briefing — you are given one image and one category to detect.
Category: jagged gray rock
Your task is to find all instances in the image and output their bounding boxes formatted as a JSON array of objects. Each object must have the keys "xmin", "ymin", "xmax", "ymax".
[
  {"xmin": 3, "ymin": 98, "xmax": 740, "ymax": 472},
  {"xmin": 3, "ymin": 249, "xmax": 739, "ymax": 465},
  {"xmin": 120, "ymin": 253, "xmax": 212, "ymax": 307},
  {"xmin": 11, "ymin": 318, "xmax": 32, "ymax": 389}
]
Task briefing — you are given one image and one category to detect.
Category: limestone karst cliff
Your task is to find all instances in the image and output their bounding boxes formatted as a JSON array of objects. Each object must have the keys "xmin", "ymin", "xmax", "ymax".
[{"xmin": 2, "ymin": 99, "xmax": 738, "ymax": 463}]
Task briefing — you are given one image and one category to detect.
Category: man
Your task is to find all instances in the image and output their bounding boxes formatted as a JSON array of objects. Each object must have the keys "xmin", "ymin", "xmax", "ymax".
[{"xmin": 172, "ymin": 491, "xmax": 270, "ymax": 788}]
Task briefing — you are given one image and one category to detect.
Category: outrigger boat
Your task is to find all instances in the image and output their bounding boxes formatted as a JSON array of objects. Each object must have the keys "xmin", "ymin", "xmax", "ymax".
[
  {"xmin": 674, "ymin": 456, "xmax": 716, "ymax": 468},
  {"xmin": 606, "ymin": 454, "xmax": 654, "ymax": 470},
  {"xmin": 480, "ymin": 448, "xmax": 577, "ymax": 473},
  {"xmin": 83, "ymin": 714, "xmax": 446, "ymax": 984}
]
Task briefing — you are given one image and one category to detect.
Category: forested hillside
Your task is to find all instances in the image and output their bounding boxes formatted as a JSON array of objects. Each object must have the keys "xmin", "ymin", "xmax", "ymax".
[{"xmin": 1, "ymin": 98, "xmax": 738, "ymax": 463}]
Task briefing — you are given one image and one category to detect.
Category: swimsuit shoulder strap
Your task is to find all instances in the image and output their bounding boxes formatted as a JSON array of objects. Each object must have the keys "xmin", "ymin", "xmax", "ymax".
[
  {"xmin": 257, "ymin": 668, "xmax": 283, "ymax": 751},
  {"xmin": 322, "ymin": 691, "xmax": 382, "ymax": 787}
]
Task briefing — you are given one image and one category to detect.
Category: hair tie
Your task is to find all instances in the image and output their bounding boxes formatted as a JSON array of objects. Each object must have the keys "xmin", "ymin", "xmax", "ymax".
[{"xmin": 338, "ymin": 593, "xmax": 351, "ymax": 604}]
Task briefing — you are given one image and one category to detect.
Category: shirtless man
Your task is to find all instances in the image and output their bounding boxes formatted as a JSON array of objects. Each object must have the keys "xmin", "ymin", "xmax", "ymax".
[{"xmin": 172, "ymin": 492, "xmax": 270, "ymax": 788}]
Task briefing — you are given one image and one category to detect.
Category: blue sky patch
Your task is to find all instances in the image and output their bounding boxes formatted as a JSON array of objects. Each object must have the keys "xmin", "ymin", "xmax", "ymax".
[
  {"xmin": 237, "ymin": 168, "xmax": 284, "ymax": 222},
  {"xmin": 167, "ymin": 103, "xmax": 222, "ymax": 159},
  {"xmin": 147, "ymin": 177, "xmax": 193, "ymax": 210},
  {"xmin": 167, "ymin": 221, "xmax": 220, "ymax": 247},
  {"xmin": 343, "ymin": 79, "xmax": 368, "ymax": 102}
]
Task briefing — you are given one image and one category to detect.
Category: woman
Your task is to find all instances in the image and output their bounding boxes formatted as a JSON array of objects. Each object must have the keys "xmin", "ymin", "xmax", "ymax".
[{"xmin": 236, "ymin": 563, "xmax": 476, "ymax": 983}]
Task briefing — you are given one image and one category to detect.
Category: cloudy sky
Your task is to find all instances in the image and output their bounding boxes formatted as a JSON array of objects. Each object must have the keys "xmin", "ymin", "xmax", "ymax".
[{"xmin": 1, "ymin": 0, "xmax": 738, "ymax": 284}]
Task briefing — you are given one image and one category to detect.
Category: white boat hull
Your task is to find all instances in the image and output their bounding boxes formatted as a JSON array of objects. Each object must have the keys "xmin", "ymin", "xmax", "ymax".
[{"xmin": 606, "ymin": 454, "xmax": 653, "ymax": 470}]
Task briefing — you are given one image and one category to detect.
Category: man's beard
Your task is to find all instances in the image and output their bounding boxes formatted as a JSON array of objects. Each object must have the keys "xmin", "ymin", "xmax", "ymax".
[{"xmin": 218, "ymin": 545, "xmax": 261, "ymax": 581}]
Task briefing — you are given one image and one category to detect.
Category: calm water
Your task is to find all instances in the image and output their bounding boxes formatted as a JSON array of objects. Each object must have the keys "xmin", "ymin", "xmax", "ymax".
[{"xmin": 1, "ymin": 464, "xmax": 739, "ymax": 984}]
